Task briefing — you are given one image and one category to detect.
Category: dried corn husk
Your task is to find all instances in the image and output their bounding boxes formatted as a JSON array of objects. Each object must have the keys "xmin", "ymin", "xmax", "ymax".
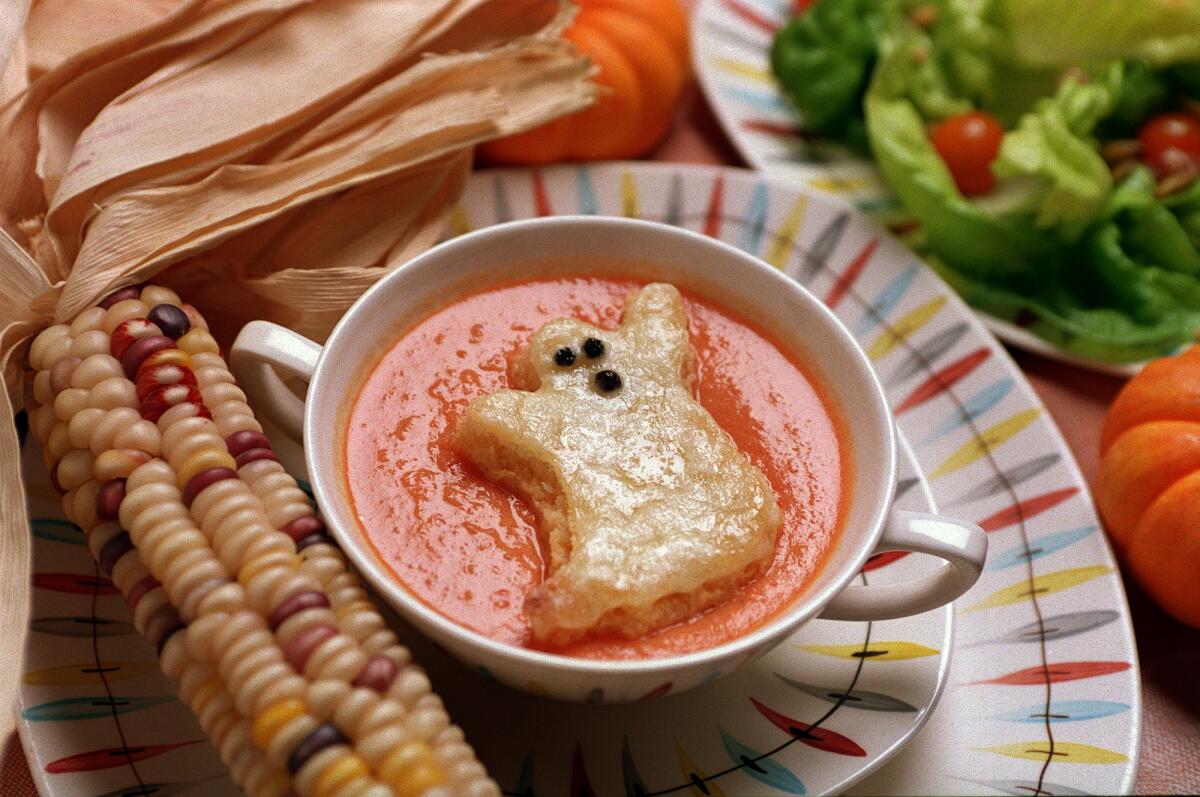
[{"xmin": 0, "ymin": 0, "xmax": 593, "ymax": 739}]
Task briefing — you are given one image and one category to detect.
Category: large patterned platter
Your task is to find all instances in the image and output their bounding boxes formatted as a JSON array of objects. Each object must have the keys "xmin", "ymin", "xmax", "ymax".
[{"xmin": 18, "ymin": 163, "xmax": 1139, "ymax": 796}]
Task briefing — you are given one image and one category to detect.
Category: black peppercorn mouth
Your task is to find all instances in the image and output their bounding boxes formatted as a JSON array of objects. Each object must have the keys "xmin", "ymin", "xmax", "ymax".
[{"xmin": 595, "ymin": 369, "xmax": 622, "ymax": 393}]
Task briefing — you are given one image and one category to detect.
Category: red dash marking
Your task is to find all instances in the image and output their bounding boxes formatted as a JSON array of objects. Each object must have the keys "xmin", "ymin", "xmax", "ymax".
[
  {"xmin": 638, "ymin": 682, "xmax": 673, "ymax": 701},
  {"xmin": 741, "ymin": 119, "xmax": 803, "ymax": 137},
  {"xmin": 570, "ymin": 744, "xmax": 597, "ymax": 797},
  {"xmin": 824, "ymin": 238, "xmax": 878, "ymax": 309},
  {"xmin": 969, "ymin": 661, "xmax": 1130, "ymax": 686},
  {"xmin": 532, "ymin": 171, "xmax": 552, "ymax": 217},
  {"xmin": 704, "ymin": 175, "xmax": 725, "ymax": 238},
  {"xmin": 32, "ymin": 573, "xmax": 117, "ymax": 595},
  {"xmin": 978, "ymin": 487, "xmax": 1080, "ymax": 532},
  {"xmin": 46, "ymin": 740, "xmax": 201, "ymax": 773},
  {"xmin": 751, "ymin": 698, "xmax": 867, "ymax": 756},
  {"xmin": 863, "ymin": 551, "xmax": 909, "ymax": 572},
  {"xmin": 894, "ymin": 348, "xmax": 991, "ymax": 414},
  {"xmin": 722, "ymin": 0, "xmax": 779, "ymax": 33}
]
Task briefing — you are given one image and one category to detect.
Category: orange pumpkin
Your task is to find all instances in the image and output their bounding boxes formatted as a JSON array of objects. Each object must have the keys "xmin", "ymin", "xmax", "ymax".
[
  {"xmin": 1097, "ymin": 345, "xmax": 1200, "ymax": 627},
  {"xmin": 479, "ymin": 0, "xmax": 690, "ymax": 163}
]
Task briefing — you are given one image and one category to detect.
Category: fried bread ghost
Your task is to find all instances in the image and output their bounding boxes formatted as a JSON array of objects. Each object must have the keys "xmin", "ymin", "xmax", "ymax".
[{"xmin": 454, "ymin": 283, "xmax": 781, "ymax": 646}]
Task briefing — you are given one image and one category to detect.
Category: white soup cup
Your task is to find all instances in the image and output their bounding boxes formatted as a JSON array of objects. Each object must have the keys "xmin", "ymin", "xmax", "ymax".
[{"xmin": 230, "ymin": 216, "xmax": 987, "ymax": 703}]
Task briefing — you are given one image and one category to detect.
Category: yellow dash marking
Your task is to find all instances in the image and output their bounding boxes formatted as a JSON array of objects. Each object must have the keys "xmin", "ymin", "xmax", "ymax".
[
  {"xmin": 929, "ymin": 408, "xmax": 1042, "ymax": 479},
  {"xmin": 965, "ymin": 565, "xmax": 1113, "ymax": 612},
  {"xmin": 867, "ymin": 296, "xmax": 948, "ymax": 361},
  {"xmin": 675, "ymin": 742, "xmax": 727, "ymax": 797},
  {"xmin": 808, "ymin": 176, "xmax": 872, "ymax": 194},
  {"xmin": 622, "ymin": 171, "xmax": 639, "ymax": 218},
  {"xmin": 977, "ymin": 741, "xmax": 1128, "ymax": 764},
  {"xmin": 24, "ymin": 661, "xmax": 156, "ymax": 686},
  {"xmin": 448, "ymin": 204, "xmax": 471, "ymax": 237},
  {"xmin": 800, "ymin": 641, "xmax": 940, "ymax": 661},
  {"xmin": 714, "ymin": 57, "xmax": 773, "ymax": 84},
  {"xmin": 765, "ymin": 195, "xmax": 808, "ymax": 269}
]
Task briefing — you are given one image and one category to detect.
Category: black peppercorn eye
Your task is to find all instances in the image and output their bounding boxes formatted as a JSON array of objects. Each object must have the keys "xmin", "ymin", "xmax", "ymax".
[
  {"xmin": 583, "ymin": 337, "xmax": 605, "ymax": 359},
  {"xmin": 554, "ymin": 347, "xmax": 576, "ymax": 367},
  {"xmin": 595, "ymin": 369, "xmax": 622, "ymax": 393}
]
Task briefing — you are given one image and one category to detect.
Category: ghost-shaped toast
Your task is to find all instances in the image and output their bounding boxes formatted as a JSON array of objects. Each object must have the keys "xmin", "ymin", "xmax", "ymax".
[{"xmin": 454, "ymin": 283, "xmax": 781, "ymax": 646}]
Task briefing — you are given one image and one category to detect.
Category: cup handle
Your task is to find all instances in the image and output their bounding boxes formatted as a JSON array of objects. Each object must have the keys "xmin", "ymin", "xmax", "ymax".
[
  {"xmin": 229, "ymin": 320, "xmax": 322, "ymax": 442},
  {"xmin": 818, "ymin": 510, "xmax": 988, "ymax": 621}
]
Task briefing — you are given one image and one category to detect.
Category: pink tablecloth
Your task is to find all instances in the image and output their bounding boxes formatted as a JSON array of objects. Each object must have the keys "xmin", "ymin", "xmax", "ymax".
[{"xmin": 7, "ymin": 81, "xmax": 1198, "ymax": 797}]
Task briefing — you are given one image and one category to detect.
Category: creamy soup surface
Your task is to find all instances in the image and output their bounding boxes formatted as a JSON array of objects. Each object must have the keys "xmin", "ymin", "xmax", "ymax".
[{"xmin": 344, "ymin": 276, "xmax": 849, "ymax": 659}]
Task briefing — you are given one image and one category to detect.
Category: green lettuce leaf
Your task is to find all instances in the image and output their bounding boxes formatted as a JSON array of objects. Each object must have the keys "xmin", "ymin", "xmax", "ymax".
[
  {"xmin": 865, "ymin": 2, "xmax": 1063, "ymax": 281},
  {"xmin": 866, "ymin": 92, "xmax": 1062, "ymax": 281},
  {"xmin": 864, "ymin": 4, "xmax": 1200, "ymax": 361},
  {"xmin": 769, "ymin": 0, "xmax": 884, "ymax": 150},
  {"xmin": 773, "ymin": 0, "xmax": 1200, "ymax": 361},
  {"xmin": 1161, "ymin": 178, "xmax": 1200, "ymax": 249},
  {"xmin": 1099, "ymin": 60, "xmax": 1172, "ymax": 136},
  {"xmin": 991, "ymin": 65, "xmax": 1120, "ymax": 230},
  {"xmin": 866, "ymin": 0, "xmax": 1058, "ymax": 124},
  {"xmin": 1001, "ymin": 0, "xmax": 1200, "ymax": 68},
  {"xmin": 917, "ymin": 167, "xmax": 1200, "ymax": 362},
  {"xmin": 1170, "ymin": 62, "xmax": 1200, "ymax": 95},
  {"xmin": 867, "ymin": 0, "xmax": 973, "ymax": 121}
]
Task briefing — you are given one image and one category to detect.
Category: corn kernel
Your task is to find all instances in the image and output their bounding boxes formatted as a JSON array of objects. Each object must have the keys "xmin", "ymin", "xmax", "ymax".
[
  {"xmin": 140, "ymin": 285, "xmax": 182, "ymax": 306},
  {"xmin": 239, "ymin": 551, "xmax": 301, "ymax": 587},
  {"xmin": 257, "ymin": 771, "xmax": 293, "ymax": 797},
  {"xmin": 141, "ymin": 348, "xmax": 194, "ymax": 370},
  {"xmin": 177, "ymin": 329, "xmax": 220, "ymax": 355},
  {"xmin": 390, "ymin": 762, "xmax": 446, "ymax": 797},
  {"xmin": 252, "ymin": 699, "xmax": 307, "ymax": 751},
  {"xmin": 176, "ymin": 449, "xmax": 238, "ymax": 487},
  {"xmin": 190, "ymin": 679, "xmax": 224, "ymax": 713},
  {"xmin": 313, "ymin": 753, "xmax": 369, "ymax": 797},
  {"xmin": 379, "ymin": 741, "xmax": 434, "ymax": 785}
]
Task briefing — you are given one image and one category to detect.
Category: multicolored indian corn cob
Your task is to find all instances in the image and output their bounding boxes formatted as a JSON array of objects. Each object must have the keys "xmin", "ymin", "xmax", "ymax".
[{"xmin": 26, "ymin": 284, "xmax": 498, "ymax": 797}]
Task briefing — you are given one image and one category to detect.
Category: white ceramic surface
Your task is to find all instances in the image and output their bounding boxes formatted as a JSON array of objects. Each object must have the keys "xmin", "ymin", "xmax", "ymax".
[{"xmin": 230, "ymin": 216, "xmax": 987, "ymax": 702}]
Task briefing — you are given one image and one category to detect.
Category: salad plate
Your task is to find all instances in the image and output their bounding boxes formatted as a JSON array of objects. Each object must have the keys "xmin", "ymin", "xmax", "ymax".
[
  {"xmin": 19, "ymin": 163, "xmax": 1140, "ymax": 796},
  {"xmin": 692, "ymin": 0, "xmax": 1200, "ymax": 377}
]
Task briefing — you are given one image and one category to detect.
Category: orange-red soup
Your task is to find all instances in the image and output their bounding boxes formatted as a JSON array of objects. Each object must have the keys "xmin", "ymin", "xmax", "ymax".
[{"xmin": 344, "ymin": 277, "xmax": 849, "ymax": 659}]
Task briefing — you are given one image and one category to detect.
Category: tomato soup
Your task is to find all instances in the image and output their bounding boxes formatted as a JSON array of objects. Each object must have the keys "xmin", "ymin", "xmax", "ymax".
[{"xmin": 343, "ymin": 276, "xmax": 849, "ymax": 659}]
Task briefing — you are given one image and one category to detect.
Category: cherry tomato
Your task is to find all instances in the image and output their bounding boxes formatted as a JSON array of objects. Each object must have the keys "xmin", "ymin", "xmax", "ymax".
[
  {"xmin": 929, "ymin": 111, "xmax": 1005, "ymax": 196},
  {"xmin": 1138, "ymin": 112, "xmax": 1200, "ymax": 177},
  {"xmin": 792, "ymin": 0, "xmax": 816, "ymax": 14}
]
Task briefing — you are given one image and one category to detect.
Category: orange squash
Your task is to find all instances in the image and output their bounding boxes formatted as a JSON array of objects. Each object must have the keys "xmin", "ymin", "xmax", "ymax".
[
  {"xmin": 1097, "ymin": 345, "xmax": 1200, "ymax": 627},
  {"xmin": 479, "ymin": 0, "xmax": 689, "ymax": 163}
]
